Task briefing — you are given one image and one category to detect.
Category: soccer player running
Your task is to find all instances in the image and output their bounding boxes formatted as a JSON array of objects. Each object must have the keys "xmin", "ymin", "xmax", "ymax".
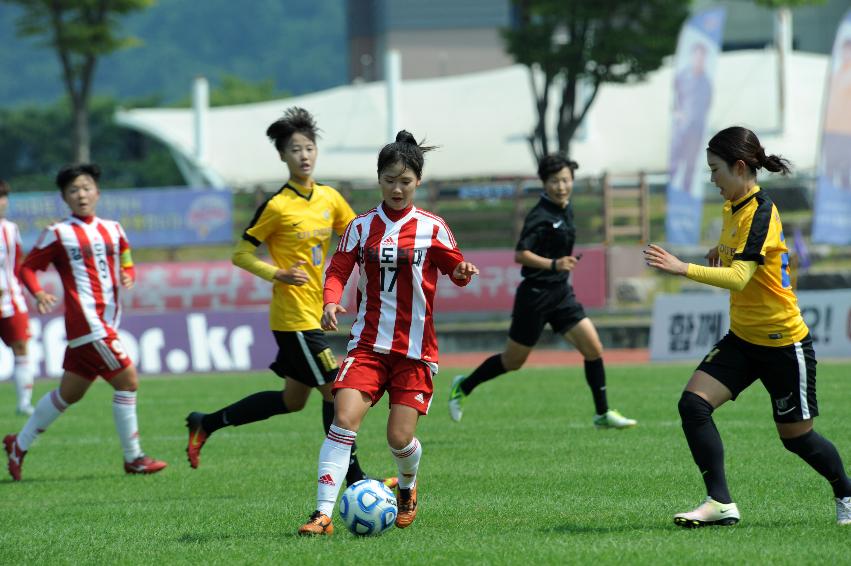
[
  {"xmin": 0, "ymin": 179, "xmax": 35, "ymax": 416},
  {"xmin": 185, "ymin": 107, "xmax": 392, "ymax": 488},
  {"xmin": 298, "ymin": 131, "xmax": 479, "ymax": 535},
  {"xmin": 448, "ymin": 154, "xmax": 637, "ymax": 429},
  {"xmin": 645, "ymin": 126, "xmax": 851, "ymax": 527},
  {"xmin": 4, "ymin": 164, "xmax": 167, "ymax": 480}
]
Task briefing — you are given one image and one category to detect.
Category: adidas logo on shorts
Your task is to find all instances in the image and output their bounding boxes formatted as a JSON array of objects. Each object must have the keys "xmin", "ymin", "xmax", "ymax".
[{"xmin": 414, "ymin": 393, "xmax": 425, "ymax": 404}]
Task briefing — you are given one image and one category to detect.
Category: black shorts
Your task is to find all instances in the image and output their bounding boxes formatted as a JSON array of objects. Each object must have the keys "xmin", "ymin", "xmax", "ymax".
[
  {"xmin": 508, "ymin": 279, "xmax": 587, "ymax": 347},
  {"xmin": 696, "ymin": 332, "xmax": 818, "ymax": 423},
  {"xmin": 269, "ymin": 330, "xmax": 339, "ymax": 387}
]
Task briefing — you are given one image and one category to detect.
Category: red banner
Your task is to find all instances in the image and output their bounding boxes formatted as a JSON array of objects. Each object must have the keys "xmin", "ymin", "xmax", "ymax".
[{"xmin": 28, "ymin": 247, "xmax": 606, "ymax": 313}]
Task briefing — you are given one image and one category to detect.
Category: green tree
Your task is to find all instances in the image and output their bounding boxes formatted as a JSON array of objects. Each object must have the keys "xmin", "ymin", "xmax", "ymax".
[
  {"xmin": 174, "ymin": 74, "xmax": 291, "ymax": 107},
  {"xmin": 2, "ymin": 0, "xmax": 154, "ymax": 163},
  {"xmin": 503, "ymin": 0, "xmax": 689, "ymax": 159}
]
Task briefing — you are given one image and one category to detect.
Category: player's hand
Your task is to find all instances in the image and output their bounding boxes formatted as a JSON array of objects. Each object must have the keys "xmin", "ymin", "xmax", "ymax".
[
  {"xmin": 321, "ymin": 303, "xmax": 347, "ymax": 331},
  {"xmin": 35, "ymin": 291, "xmax": 58, "ymax": 314},
  {"xmin": 453, "ymin": 261, "xmax": 479, "ymax": 280},
  {"xmin": 705, "ymin": 246, "xmax": 721, "ymax": 267},
  {"xmin": 554, "ymin": 255, "xmax": 581, "ymax": 272},
  {"xmin": 643, "ymin": 244, "xmax": 688, "ymax": 276},
  {"xmin": 274, "ymin": 260, "xmax": 310, "ymax": 286},
  {"xmin": 120, "ymin": 270, "xmax": 135, "ymax": 289}
]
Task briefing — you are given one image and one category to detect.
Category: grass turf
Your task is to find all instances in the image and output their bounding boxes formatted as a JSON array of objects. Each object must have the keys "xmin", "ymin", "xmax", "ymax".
[{"xmin": 0, "ymin": 362, "xmax": 849, "ymax": 565}]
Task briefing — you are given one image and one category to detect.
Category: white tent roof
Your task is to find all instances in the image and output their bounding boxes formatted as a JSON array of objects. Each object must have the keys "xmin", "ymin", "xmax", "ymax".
[{"xmin": 115, "ymin": 50, "xmax": 829, "ymax": 187}]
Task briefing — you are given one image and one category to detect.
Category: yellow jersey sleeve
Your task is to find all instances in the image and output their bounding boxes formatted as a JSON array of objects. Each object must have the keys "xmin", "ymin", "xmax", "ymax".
[
  {"xmin": 332, "ymin": 190, "xmax": 356, "ymax": 236},
  {"xmin": 732, "ymin": 196, "xmax": 773, "ymax": 264},
  {"xmin": 232, "ymin": 239, "xmax": 277, "ymax": 282},
  {"xmin": 243, "ymin": 197, "xmax": 281, "ymax": 246},
  {"xmin": 686, "ymin": 260, "xmax": 758, "ymax": 292}
]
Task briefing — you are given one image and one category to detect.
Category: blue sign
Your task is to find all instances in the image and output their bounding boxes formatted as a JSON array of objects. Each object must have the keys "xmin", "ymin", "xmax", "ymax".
[{"xmin": 9, "ymin": 187, "xmax": 233, "ymax": 249}]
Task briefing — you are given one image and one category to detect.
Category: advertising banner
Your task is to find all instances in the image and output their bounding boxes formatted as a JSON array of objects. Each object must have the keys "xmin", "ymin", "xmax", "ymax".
[
  {"xmin": 665, "ymin": 7, "xmax": 726, "ymax": 245},
  {"xmin": 9, "ymin": 187, "xmax": 232, "ymax": 249},
  {"xmin": 812, "ymin": 8, "xmax": 851, "ymax": 244},
  {"xmin": 24, "ymin": 247, "xmax": 607, "ymax": 314},
  {"xmin": 650, "ymin": 290, "xmax": 851, "ymax": 361}
]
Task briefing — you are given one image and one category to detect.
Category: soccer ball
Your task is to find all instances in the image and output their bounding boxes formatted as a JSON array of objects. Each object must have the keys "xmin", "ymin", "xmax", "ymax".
[{"xmin": 339, "ymin": 479, "xmax": 397, "ymax": 536}]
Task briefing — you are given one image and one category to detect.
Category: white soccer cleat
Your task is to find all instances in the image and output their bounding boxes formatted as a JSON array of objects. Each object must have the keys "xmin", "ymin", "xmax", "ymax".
[
  {"xmin": 837, "ymin": 496, "xmax": 851, "ymax": 526},
  {"xmin": 593, "ymin": 409, "xmax": 637, "ymax": 429},
  {"xmin": 674, "ymin": 497, "xmax": 740, "ymax": 528},
  {"xmin": 15, "ymin": 405, "xmax": 34, "ymax": 417},
  {"xmin": 448, "ymin": 375, "xmax": 466, "ymax": 423}
]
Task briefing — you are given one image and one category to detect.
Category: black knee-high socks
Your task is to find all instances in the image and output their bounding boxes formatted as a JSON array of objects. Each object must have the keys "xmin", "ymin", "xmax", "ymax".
[
  {"xmin": 679, "ymin": 391, "xmax": 732, "ymax": 504},
  {"xmin": 202, "ymin": 390, "xmax": 289, "ymax": 434},
  {"xmin": 782, "ymin": 430, "xmax": 851, "ymax": 498}
]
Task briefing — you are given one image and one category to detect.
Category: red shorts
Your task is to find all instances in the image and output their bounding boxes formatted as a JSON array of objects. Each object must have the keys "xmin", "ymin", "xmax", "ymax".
[
  {"xmin": 0, "ymin": 312, "xmax": 29, "ymax": 346},
  {"xmin": 332, "ymin": 347, "xmax": 434, "ymax": 414},
  {"xmin": 63, "ymin": 335, "xmax": 133, "ymax": 381}
]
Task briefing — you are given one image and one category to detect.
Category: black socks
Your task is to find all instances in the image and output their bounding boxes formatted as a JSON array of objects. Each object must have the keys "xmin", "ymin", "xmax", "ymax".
[{"xmin": 679, "ymin": 391, "xmax": 732, "ymax": 504}]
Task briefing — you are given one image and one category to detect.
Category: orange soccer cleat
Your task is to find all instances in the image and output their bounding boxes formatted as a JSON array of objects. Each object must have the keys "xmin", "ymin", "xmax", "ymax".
[
  {"xmin": 298, "ymin": 511, "xmax": 334, "ymax": 536},
  {"xmin": 395, "ymin": 484, "xmax": 418, "ymax": 528},
  {"xmin": 124, "ymin": 454, "xmax": 168, "ymax": 475},
  {"xmin": 185, "ymin": 412, "xmax": 208, "ymax": 469}
]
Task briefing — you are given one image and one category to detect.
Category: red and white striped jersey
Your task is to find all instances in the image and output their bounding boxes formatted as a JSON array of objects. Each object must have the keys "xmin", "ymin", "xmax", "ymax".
[
  {"xmin": 324, "ymin": 204, "xmax": 471, "ymax": 373},
  {"xmin": 21, "ymin": 216, "xmax": 131, "ymax": 347},
  {"xmin": 0, "ymin": 219, "xmax": 28, "ymax": 318}
]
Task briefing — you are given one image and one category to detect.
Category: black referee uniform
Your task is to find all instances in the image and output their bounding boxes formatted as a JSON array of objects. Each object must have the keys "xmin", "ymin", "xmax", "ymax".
[{"xmin": 510, "ymin": 195, "xmax": 587, "ymax": 347}]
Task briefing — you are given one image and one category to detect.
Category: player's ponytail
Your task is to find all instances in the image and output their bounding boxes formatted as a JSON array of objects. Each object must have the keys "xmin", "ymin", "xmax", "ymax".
[
  {"xmin": 377, "ymin": 130, "xmax": 437, "ymax": 180},
  {"xmin": 707, "ymin": 126, "xmax": 791, "ymax": 177}
]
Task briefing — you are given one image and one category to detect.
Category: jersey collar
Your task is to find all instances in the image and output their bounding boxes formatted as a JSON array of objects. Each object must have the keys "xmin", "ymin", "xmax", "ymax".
[
  {"xmin": 284, "ymin": 178, "xmax": 314, "ymax": 201},
  {"xmin": 71, "ymin": 214, "xmax": 96, "ymax": 224},
  {"xmin": 731, "ymin": 185, "xmax": 760, "ymax": 215},
  {"xmin": 377, "ymin": 202, "xmax": 416, "ymax": 225}
]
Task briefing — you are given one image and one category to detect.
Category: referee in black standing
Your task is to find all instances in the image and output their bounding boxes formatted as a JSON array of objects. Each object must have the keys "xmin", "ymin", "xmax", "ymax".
[{"xmin": 448, "ymin": 154, "xmax": 638, "ymax": 429}]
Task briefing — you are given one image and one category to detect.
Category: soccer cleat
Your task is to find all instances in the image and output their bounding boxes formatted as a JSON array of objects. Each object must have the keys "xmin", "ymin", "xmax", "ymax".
[
  {"xmin": 837, "ymin": 496, "xmax": 851, "ymax": 526},
  {"xmin": 448, "ymin": 375, "xmax": 466, "ymax": 422},
  {"xmin": 395, "ymin": 484, "xmax": 418, "ymax": 528},
  {"xmin": 674, "ymin": 497, "xmax": 740, "ymax": 528},
  {"xmin": 124, "ymin": 454, "xmax": 167, "ymax": 475},
  {"xmin": 382, "ymin": 476, "xmax": 399, "ymax": 490},
  {"xmin": 298, "ymin": 511, "xmax": 334, "ymax": 536},
  {"xmin": 4, "ymin": 434, "xmax": 26, "ymax": 481},
  {"xmin": 15, "ymin": 405, "xmax": 34, "ymax": 417},
  {"xmin": 593, "ymin": 409, "xmax": 637, "ymax": 429},
  {"xmin": 185, "ymin": 412, "xmax": 208, "ymax": 469}
]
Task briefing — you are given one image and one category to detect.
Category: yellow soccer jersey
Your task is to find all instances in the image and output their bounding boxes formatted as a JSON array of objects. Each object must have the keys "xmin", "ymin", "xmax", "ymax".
[
  {"xmin": 243, "ymin": 180, "xmax": 355, "ymax": 331},
  {"xmin": 716, "ymin": 186, "xmax": 808, "ymax": 346}
]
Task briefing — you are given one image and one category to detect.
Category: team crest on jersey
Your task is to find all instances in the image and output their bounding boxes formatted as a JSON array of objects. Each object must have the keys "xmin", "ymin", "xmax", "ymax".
[{"xmin": 323, "ymin": 209, "xmax": 330, "ymax": 220}]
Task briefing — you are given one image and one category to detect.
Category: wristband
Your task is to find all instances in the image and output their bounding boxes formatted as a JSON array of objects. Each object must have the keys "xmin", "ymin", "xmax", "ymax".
[{"xmin": 551, "ymin": 259, "xmax": 557, "ymax": 272}]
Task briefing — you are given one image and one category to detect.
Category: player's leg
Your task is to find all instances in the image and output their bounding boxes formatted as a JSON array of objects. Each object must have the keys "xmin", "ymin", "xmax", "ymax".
[
  {"xmin": 186, "ymin": 330, "xmax": 322, "ymax": 468},
  {"xmin": 300, "ymin": 386, "xmax": 373, "ymax": 536},
  {"xmin": 109, "ymin": 363, "xmax": 167, "ymax": 475},
  {"xmin": 449, "ymin": 282, "xmax": 545, "ymax": 422},
  {"xmin": 4, "ymin": 370, "xmax": 90, "ymax": 481},
  {"xmin": 388, "ymin": 404, "xmax": 421, "ymax": 528},
  {"xmin": 10, "ymin": 338, "xmax": 34, "ymax": 416},
  {"xmin": 387, "ymin": 356, "xmax": 432, "ymax": 528},
  {"xmin": 765, "ymin": 336, "xmax": 851, "ymax": 525},
  {"xmin": 562, "ymin": 317, "xmax": 636, "ymax": 428}
]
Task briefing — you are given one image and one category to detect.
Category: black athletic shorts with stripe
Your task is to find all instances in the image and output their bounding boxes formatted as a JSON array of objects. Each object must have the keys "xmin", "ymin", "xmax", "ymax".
[
  {"xmin": 696, "ymin": 331, "xmax": 818, "ymax": 423},
  {"xmin": 508, "ymin": 279, "xmax": 587, "ymax": 347},
  {"xmin": 270, "ymin": 330, "xmax": 339, "ymax": 387}
]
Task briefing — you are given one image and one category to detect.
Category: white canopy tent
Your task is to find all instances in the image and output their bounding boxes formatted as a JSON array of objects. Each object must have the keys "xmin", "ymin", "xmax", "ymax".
[{"xmin": 115, "ymin": 50, "xmax": 829, "ymax": 188}]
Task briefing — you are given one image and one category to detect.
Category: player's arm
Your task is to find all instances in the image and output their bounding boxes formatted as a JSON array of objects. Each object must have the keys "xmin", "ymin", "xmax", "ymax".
[
  {"xmin": 430, "ymin": 223, "xmax": 477, "ymax": 287},
  {"xmin": 643, "ymin": 244, "xmax": 757, "ymax": 292},
  {"xmin": 117, "ymin": 224, "xmax": 135, "ymax": 289},
  {"xmin": 20, "ymin": 229, "xmax": 59, "ymax": 313},
  {"xmin": 513, "ymin": 217, "xmax": 580, "ymax": 272},
  {"xmin": 233, "ymin": 200, "xmax": 308, "ymax": 285},
  {"xmin": 322, "ymin": 223, "xmax": 360, "ymax": 331}
]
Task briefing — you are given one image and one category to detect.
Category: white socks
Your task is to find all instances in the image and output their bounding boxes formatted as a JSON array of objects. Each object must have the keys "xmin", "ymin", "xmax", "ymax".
[
  {"xmin": 316, "ymin": 424, "xmax": 356, "ymax": 516},
  {"xmin": 112, "ymin": 391, "xmax": 143, "ymax": 462},
  {"xmin": 13, "ymin": 355, "xmax": 33, "ymax": 412},
  {"xmin": 391, "ymin": 438, "xmax": 422, "ymax": 489},
  {"xmin": 18, "ymin": 389, "xmax": 68, "ymax": 452}
]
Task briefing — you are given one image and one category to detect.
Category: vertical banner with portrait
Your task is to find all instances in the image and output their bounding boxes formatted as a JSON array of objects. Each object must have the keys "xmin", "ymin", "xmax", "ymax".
[
  {"xmin": 812, "ymin": 9, "xmax": 851, "ymax": 245},
  {"xmin": 665, "ymin": 7, "xmax": 726, "ymax": 245}
]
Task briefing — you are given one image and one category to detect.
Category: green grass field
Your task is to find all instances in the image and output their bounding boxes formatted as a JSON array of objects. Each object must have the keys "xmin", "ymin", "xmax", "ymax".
[{"xmin": 1, "ymin": 362, "xmax": 849, "ymax": 565}]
